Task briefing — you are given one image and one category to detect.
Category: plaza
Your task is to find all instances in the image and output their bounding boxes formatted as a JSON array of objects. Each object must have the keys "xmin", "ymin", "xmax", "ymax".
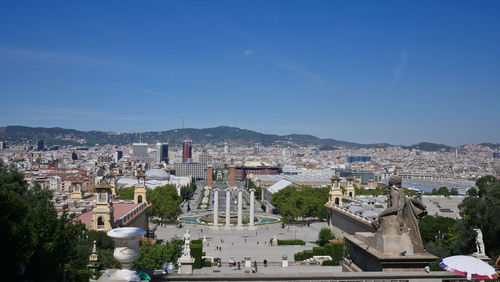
[{"xmin": 155, "ymin": 222, "xmax": 333, "ymax": 264}]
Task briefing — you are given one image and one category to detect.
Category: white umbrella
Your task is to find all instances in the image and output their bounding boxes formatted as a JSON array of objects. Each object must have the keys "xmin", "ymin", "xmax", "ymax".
[{"xmin": 439, "ymin": 255, "xmax": 498, "ymax": 280}]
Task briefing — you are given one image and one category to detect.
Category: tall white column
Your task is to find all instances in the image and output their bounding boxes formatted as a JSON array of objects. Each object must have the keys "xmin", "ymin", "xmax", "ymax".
[
  {"xmin": 225, "ymin": 189, "xmax": 231, "ymax": 230},
  {"xmin": 212, "ymin": 189, "xmax": 219, "ymax": 230},
  {"xmin": 249, "ymin": 188, "xmax": 255, "ymax": 230},
  {"xmin": 237, "ymin": 189, "xmax": 243, "ymax": 230}
]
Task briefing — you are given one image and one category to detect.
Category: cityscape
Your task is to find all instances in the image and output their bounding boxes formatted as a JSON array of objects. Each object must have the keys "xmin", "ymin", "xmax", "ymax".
[{"xmin": 1, "ymin": 1, "xmax": 500, "ymax": 282}]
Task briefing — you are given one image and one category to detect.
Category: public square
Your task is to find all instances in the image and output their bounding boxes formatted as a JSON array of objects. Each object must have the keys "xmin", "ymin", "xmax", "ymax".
[{"xmin": 155, "ymin": 222, "xmax": 337, "ymax": 264}]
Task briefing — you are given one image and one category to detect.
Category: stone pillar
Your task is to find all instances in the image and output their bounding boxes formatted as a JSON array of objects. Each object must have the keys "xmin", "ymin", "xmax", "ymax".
[
  {"xmin": 249, "ymin": 188, "xmax": 255, "ymax": 230},
  {"xmin": 212, "ymin": 189, "xmax": 219, "ymax": 230},
  {"xmin": 237, "ymin": 189, "xmax": 243, "ymax": 230},
  {"xmin": 207, "ymin": 165, "xmax": 213, "ymax": 187},
  {"xmin": 229, "ymin": 165, "xmax": 235, "ymax": 187},
  {"xmin": 225, "ymin": 189, "xmax": 231, "ymax": 230}
]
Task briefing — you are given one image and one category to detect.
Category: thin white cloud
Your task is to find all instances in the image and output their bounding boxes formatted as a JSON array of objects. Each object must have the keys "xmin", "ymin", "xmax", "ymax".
[
  {"xmin": 387, "ymin": 51, "xmax": 408, "ymax": 89},
  {"xmin": 9, "ymin": 106, "xmax": 153, "ymax": 122},
  {"xmin": 244, "ymin": 49, "xmax": 255, "ymax": 56},
  {"xmin": 274, "ymin": 63, "xmax": 323, "ymax": 82},
  {"xmin": 0, "ymin": 48, "xmax": 130, "ymax": 69},
  {"xmin": 131, "ymin": 86, "xmax": 171, "ymax": 98}
]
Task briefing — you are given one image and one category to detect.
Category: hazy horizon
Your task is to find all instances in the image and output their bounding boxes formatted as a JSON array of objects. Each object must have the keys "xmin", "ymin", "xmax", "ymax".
[{"xmin": 1, "ymin": 123, "xmax": 498, "ymax": 147}]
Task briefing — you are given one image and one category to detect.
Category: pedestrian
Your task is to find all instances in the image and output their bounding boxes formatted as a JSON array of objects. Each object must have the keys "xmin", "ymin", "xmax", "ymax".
[
  {"xmin": 232, "ymin": 241, "xmax": 234, "ymax": 245},
  {"xmin": 245, "ymin": 238, "xmax": 246, "ymax": 243},
  {"xmin": 162, "ymin": 261, "xmax": 168, "ymax": 275},
  {"xmin": 257, "ymin": 241, "xmax": 259, "ymax": 245}
]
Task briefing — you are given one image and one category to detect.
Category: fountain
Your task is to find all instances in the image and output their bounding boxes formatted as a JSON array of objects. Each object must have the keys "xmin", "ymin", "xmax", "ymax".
[{"xmin": 107, "ymin": 227, "xmax": 146, "ymax": 281}]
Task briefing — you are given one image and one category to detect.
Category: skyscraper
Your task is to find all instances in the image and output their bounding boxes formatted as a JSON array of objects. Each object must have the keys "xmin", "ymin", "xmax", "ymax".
[
  {"xmin": 37, "ymin": 140, "xmax": 44, "ymax": 151},
  {"xmin": 132, "ymin": 143, "xmax": 148, "ymax": 159},
  {"xmin": 182, "ymin": 140, "xmax": 192, "ymax": 163},
  {"xmin": 114, "ymin": 151, "xmax": 123, "ymax": 163},
  {"xmin": 155, "ymin": 143, "xmax": 169, "ymax": 164}
]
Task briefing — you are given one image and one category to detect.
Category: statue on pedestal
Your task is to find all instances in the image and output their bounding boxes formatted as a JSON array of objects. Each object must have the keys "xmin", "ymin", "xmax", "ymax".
[
  {"xmin": 182, "ymin": 230, "xmax": 191, "ymax": 257},
  {"xmin": 343, "ymin": 175, "xmax": 436, "ymax": 272},
  {"xmin": 371, "ymin": 175, "xmax": 427, "ymax": 252},
  {"xmin": 474, "ymin": 229, "xmax": 486, "ymax": 256}
]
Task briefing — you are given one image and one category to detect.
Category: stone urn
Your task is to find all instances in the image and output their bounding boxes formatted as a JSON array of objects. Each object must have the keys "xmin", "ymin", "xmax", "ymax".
[{"xmin": 107, "ymin": 227, "xmax": 146, "ymax": 281}]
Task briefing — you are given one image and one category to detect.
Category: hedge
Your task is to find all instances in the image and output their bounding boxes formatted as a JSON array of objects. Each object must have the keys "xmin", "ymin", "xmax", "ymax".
[
  {"xmin": 293, "ymin": 242, "xmax": 345, "ymax": 263},
  {"xmin": 191, "ymin": 239, "xmax": 202, "ymax": 244},
  {"xmin": 322, "ymin": 260, "xmax": 336, "ymax": 266},
  {"xmin": 191, "ymin": 243, "xmax": 203, "ymax": 269},
  {"xmin": 202, "ymin": 260, "xmax": 212, "ymax": 267},
  {"xmin": 277, "ymin": 239, "xmax": 305, "ymax": 246},
  {"xmin": 324, "ymin": 242, "xmax": 344, "ymax": 264},
  {"xmin": 312, "ymin": 246, "xmax": 327, "ymax": 255}
]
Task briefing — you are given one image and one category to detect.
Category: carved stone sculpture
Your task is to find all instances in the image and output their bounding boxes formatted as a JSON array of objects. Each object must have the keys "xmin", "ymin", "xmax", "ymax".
[
  {"xmin": 474, "ymin": 229, "xmax": 486, "ymax": 256},
  {"xmin": 370, "ymin": 175, "xmax": 427, "ymax": 253}
]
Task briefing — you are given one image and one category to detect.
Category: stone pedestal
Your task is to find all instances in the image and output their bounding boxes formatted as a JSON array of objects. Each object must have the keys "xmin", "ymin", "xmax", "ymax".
[
  {"xmin": 282, "ymin": 256, "xmax": 288, "ymax": 267},
  {"xmin": 237, "ymin": 189, "xmax": 243, "ymax": 230},
  {"xmin": 225, "ymin": 189, "xmax": 231, "ymax": 230},
  {"xmin": 244, "ymin": 257, "xmax": 252, "ymax": 268},
  {"xmin": 178, "ymin": 256, "xmax": 195, "ymax": 274},
  {"xmin": 344, "ymin": 233, "xmax": 437, "ymax": 272},
  {"xmin": 202, "ymin": 235, "xmax": 208, "ymax": 247},
  {"xmin": 248, "ymin": 189, "xmax": 256, "ymax": 230},
  {"xmin": 471, "ymin": 253, "xmax": 491, "ymax": 263},
  {"xmin": 271, "ymin": 236, "xmax": 278, "ymax": 246}
]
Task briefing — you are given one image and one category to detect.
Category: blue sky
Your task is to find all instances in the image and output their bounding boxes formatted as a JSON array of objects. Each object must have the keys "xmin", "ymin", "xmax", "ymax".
[{"xmin": 0, "ymin": 1, "xmax": 499, "ymax": 145}]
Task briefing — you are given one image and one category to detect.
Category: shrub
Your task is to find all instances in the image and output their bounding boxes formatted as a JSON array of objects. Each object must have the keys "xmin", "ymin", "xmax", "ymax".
[
  {"xmin": 294, "ymin": 251, "xmax": 303, "ymax": 261},
  {"xmin": 313, "ymin": 246, "xmax": 326, "ymax": 255},
  {"xmin": 303, "ymin": 250, "xmax": 314, "ymax": 260},
  {"xmin": 322, "ymin": 260, "xmax": 335, "ymax": 266},
  {"xmin": 191, "ymin": 239, "xmax": 202, "ymax": 245},
  {"xmin": 324, "ymin": 242, "xmax": 344, "ymax": 264},
  {"xmin": 278, "ymin": 239, "xmax": 305, "ymax": 246},
  {"xmin": 190, "ymin": 244, "xmax": 203, "ymax": 269},
  {"xmin": 203, "ymin": 260, "xmax": 212, "ymax": 267}
]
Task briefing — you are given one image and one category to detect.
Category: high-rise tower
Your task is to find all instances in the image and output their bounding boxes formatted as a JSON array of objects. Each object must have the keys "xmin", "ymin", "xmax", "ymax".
[
  {"xmin": 155, "ymin": 143, "xmax": 169, "ymax": 164},
  {"xmin": 182, "ymin": 140, "xmax": 192, "ymax": 163}
]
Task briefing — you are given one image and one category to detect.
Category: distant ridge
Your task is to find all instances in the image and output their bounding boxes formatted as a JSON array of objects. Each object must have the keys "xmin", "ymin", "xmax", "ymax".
[{"xmin": 0, "ymin": 125, "xmax": 489, "ymax": 151}]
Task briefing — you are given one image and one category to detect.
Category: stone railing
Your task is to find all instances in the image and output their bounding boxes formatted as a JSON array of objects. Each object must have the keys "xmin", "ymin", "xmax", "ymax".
[
  {"xmin": 327, "ymin": 203, "xmax": 373, "ymax": 224},
  {"xmin": 115, "ymin": 202, "xmax": 148, "ymax": 226}
]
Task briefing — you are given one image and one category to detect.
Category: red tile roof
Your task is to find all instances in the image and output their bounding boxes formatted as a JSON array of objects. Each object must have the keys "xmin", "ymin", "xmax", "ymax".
[{"xmin": 75, "ymin": 203, "xmax": 142, "ymax": 228}]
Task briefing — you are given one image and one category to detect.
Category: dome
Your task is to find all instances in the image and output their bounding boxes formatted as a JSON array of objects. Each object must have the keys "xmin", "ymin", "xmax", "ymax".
[{"xmin": 145, "ymin": 166, "xmax": 170, "ymax": 180}]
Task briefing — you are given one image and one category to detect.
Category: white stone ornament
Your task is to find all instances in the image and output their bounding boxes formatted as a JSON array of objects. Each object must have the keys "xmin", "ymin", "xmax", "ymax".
[{"xmin": 107, "ymin": 227, "xmax": 146, "ymax": 281}]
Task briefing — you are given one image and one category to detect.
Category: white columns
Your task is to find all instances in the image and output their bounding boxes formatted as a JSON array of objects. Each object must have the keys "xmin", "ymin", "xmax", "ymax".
[
  {"xmin": 249, "ymin": 188, "xmax": 255, "ymax": 230},
  {"xmin": 237, "ymin": 189, "xmax": 243, "ymax": 230},
  {"xmin": 212, "ymin": 189, "xmax": 219, "ymax": 230},
  {"xmin": 225, "ymin": 189, "xmax": 231, "ymax": 230}
]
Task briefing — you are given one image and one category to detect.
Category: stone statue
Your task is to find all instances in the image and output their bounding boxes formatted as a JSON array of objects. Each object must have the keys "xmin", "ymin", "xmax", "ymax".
[
  {"xmin": 182, "ymin": 230, "xmax": 191, "ymax": 257},
  {"xmin": 474, "ymin": 229, "xmax": 485, "ymax": 256},
  {"xmin": 371, "ymin": 175, "xmax": 427, "ymax": 252}
]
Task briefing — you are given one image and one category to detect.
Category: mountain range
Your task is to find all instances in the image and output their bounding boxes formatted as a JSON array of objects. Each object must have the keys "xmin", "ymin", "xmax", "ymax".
[{"xmin": 0, "ymin": 125, "xmax": 495, "ymax": 151}]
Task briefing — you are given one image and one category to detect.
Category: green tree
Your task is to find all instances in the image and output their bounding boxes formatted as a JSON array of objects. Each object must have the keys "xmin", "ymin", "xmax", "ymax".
[
  {"xmin": 458, "ymin": 176, "xmax": 500, "ymax": 258},
  {"xmin": 270, "ymin": 186, "xmax": 329, "ymax": 223},
  {"xmin": 117, "ymin": 186, "xmax": 135, "ymax": 200},
  {"xmin": 133, "ymin": 239, "xmax": 183, "ymax": 270},
  {"xmin": 317, "ymin": 228, "xmax": 335, "ymax": 246},
  {"xmin": 0, "ymin": 160, "xmax": 85, "ymax": 281},
  {"xmin": 148, "ymin": 184, "xmax": 182, "ymax": 223}
]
